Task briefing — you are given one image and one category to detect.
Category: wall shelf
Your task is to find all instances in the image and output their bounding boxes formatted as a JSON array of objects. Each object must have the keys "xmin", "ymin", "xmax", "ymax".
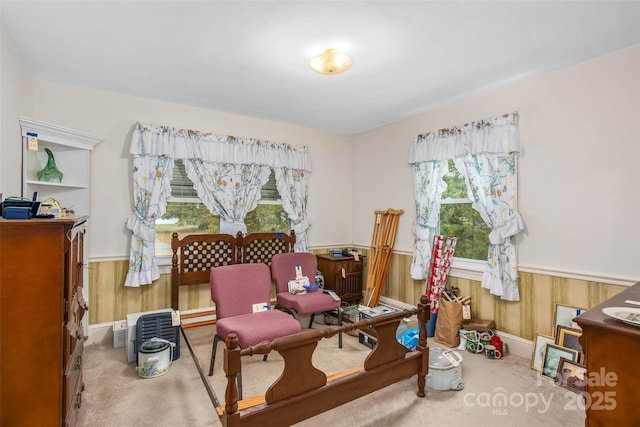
[
  {"xmin": 19, "ymin": 116, "xmax": 102, "ymax": 215},
  {"xmin": 18, "ymin": 116, "xmax": 102, "ymax": 362},
  {"xmin": 25, "ymin": 180, "xmax": 90, "ymax": 189}
]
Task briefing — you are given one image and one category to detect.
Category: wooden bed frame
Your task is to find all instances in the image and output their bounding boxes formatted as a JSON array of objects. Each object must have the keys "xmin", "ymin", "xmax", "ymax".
[
  {"xmin": 172, "ymin": 230, "xmax": 429, "ymax": 425},
  {"xmin": 171, "ymin": 230, "xmax": 296, "ymax": 327},
  {"xmin": 211, "ymin": 295, "xmax": 430, "ymax": 427}
]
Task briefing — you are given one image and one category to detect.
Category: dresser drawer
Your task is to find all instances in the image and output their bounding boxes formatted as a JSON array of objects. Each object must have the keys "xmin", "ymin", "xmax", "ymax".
[
  {"xmin": 334, "ymin": 260, "xmax": 363, "ymax": 276},
  {"xmin": 64, "ymin": 336, "xmax": 84, "ymax": 422},
  {"xmin": 318, "ymin": 255, "xmax": 364, "ymax": 274}
]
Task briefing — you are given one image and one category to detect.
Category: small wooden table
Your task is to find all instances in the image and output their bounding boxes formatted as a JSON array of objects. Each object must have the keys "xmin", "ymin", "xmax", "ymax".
[
  {"xmin": 316, "ymin": 254, "xmax": 366, "ymax": 305},
  {"xmin": 574, "ymin": 282, "xmax": 640, "ymax": 426}
]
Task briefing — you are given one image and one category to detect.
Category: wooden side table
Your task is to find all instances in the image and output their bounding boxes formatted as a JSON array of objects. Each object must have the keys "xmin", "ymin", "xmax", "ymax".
[{"xmin": 316, "ymin": 254, "xmax": 365, "ymax": 305}]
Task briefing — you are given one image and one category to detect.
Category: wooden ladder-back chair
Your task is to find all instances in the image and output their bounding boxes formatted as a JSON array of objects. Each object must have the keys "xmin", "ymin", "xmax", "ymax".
[
  {"xmin": 171, "ymin": 232, "xmax": 239, "ymax": 328},
  {"xmin": 239, "ymin": 230, "xmax": 296, "ymax": 265}
]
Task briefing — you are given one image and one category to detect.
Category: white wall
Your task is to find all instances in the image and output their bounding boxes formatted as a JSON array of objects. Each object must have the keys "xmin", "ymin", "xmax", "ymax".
[
  {"xmin": 30, "ymin": 81, "xmax": 354, "ymax": 258},
  {"xmin": 3, "ymin": 26, "xmax": 639, "ymax": 283},
  {"xmin": 0, "ymin": 27, "xmax": 34, "ymax": 195},
  {"xmin": 351, "ymin": 44, "xmax": 640, "ymax": 281}
]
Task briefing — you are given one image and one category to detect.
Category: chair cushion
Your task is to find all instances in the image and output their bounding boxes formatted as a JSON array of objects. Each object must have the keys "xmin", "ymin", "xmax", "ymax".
[
  {"xmin": 276, "ymin": 291, "xmax": 340, "ymax": 316},
  {"xmin": 215, "ymin": 309, "xmax": 301, "ymax": 349}
]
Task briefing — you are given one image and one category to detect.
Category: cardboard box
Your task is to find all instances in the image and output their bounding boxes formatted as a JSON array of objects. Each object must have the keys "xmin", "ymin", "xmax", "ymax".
[
  {"xmin": 358, "ymin": 330, "xmax": 377, "ymax": 349},
  {"xmin": 343, "ymin": 305, "xmax": 360, "ymax": 323},
  {"xmin": 358, "ymin": 304, "xmax": 399, "ymax": 320},
  {"xmin": 462, "ymin": 318, "xmax": 495, "ymax": 332}
]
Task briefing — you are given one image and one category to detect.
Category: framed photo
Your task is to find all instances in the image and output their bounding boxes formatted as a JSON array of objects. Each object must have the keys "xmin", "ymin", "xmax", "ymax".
[
  {"xmin": 531, "ymin": 334, "xmax": 555, "ymax": 371},
  {"xmin": 542, "ymin": 343, "xmax": 579, "ymax": 380},
  {"xmin": 554, "ymin": 357, "xmax": 587, "ymax": 393},
  {"xmin": 555, "ymin": 325, "xmax": 583, "ymax": 352},
  {"xmin": 554, "ymin": 304, "xmax": 585, "ymax": 332}
]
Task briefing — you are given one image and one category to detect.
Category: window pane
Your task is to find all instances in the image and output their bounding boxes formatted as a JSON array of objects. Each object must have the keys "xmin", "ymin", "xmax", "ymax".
[
  {"xmin": 170, "ymin": 162, "xmax": 279, "ymax": 200},
  {"xmin": 440, "ymin": 203, "xmax": 490, "ymax": 260},
  {"xmin": 156, "ymin": 166, "xmax": 290, "ymax": 257},
  {"xmin": 261, "ymin": 170, "xmax": 279, "ymax": 200},
  {"xmin": 245, "ymin": 204, "xmax": 290, "ymax": 234},
  {"xmin": 171, "ymin": 160, "xmax": 199, "ymax": 199},
  {"xmin": 442, "ymin": 159, "xmax": 468, "ymax": 199},
  {"xmin": 156, "ymin": 202, "xmax": 291, "ymax": 256},
  {"xmin": 156, "ymin": 202, "xmax": 220, "ymax": 256}
]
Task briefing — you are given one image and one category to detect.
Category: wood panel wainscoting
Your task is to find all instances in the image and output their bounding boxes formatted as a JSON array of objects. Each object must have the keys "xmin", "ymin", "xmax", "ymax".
[{"xmin": 88, "ymin": 250, "xmax": 627, "ymax": 343}]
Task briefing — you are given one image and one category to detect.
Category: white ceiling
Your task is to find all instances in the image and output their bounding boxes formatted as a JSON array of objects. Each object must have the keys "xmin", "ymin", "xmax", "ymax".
[{"xmin": 2, "ymin": 1, "xmax": 639, "ymax": 134}]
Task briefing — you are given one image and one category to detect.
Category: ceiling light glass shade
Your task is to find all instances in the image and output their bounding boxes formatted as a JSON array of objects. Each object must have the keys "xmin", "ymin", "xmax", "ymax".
[{"xmin": 309, "ymin": 49, "xmax": 352, "ymax": 75}]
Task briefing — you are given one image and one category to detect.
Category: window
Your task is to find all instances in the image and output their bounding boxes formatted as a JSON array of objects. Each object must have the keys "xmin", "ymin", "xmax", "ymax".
[
  {"xmin": 439, "ymin": 160, "xmax": 490, "ymax": 260},
  {"xmin": 155, "ymin": 160, "xmax": 289, "ymax": 256}
]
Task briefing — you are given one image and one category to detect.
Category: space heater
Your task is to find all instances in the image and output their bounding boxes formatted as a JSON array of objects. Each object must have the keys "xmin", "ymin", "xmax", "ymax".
[{"xmin": 135, "ymin": 312, "xmax": 180, "ymax": 363}]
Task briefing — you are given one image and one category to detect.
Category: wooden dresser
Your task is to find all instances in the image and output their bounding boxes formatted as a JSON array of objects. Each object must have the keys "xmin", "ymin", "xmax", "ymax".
[
  {"xmin": 574, "ymin": 282, "xmax": 640, "ymax": 426},
  {"xmin": 0, "ymin": 218, "xmax": 88, "ymax": 426},
  {"xmin": 316, "ymin": 254, "xmax": 365, "ymax": 304}
]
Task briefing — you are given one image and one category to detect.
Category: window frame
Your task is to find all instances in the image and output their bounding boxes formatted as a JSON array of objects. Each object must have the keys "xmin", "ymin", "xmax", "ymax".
[
  {"xmin": 155, "ymin": 165, "xmax": 289, "ymax": 268},
  {"xmin": 438, "ymin": 163, "xmax": 488, "ymax": 281}
]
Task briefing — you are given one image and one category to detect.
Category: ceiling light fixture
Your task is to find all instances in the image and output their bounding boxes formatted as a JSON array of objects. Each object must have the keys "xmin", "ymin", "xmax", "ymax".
[{"xmin": 309, "ymin": 49, "xmax": 352, "ymax": 75}]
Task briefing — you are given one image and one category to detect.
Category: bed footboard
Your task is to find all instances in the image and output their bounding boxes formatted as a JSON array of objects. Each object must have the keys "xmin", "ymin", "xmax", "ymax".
[{"xmin": 220, "ymin": 295, "xmax": 430, "ymax": 427}]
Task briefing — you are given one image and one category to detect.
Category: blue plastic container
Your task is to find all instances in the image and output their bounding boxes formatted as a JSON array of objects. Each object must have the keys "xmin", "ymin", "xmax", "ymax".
[
  {"xmin": 397, "ymin": 327, "xmax": 420, "ymax": 350},
  {"xmin": 3, "ymin": 206, "xmax": 31, "ymax": 219},
  {"xmin": 426, "ymin": 312, "xmax": 438, "ymax": 338}
]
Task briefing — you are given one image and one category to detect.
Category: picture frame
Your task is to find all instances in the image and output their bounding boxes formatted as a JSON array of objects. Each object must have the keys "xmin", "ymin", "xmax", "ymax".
[
  {"xmin": 541, "ymin": 343, "xmax": 579, "ymax": 380},
  {"xmin": 531, "ymin": 334, "xmax": 555, "ymax": 371},
  {"xmin": 554, "ymin": 304, "xmax": 585, "ymax": 332},
  {"xmin": 555, "ymin": 325, "xmax": 583, "ymax": 352},
  {"xmin": 554, "ymin": 357, "xmax": 587, "ymax": 393}
]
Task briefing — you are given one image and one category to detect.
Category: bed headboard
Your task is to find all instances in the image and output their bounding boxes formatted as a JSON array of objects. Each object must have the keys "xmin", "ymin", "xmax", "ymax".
[
  {"xmin": 171, "ymin": 232, "xmax": 239, "ymax": 311},
  {"xmin": 239, "ymin": 231, "xmax": 296, "ymax": 265}
]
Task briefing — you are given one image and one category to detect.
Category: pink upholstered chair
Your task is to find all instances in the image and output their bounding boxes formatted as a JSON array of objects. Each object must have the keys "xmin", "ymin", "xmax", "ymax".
[
  {"xmin": 271, "ymin": 252, "xmax": 343, "ymax": 348},
  {"xmin": 208, "ymin": 263, "xmax": 301, "ymax": 398}
]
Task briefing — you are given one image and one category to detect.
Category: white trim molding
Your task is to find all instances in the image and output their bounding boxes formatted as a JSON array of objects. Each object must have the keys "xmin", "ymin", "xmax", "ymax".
[
  {"xmin": 518, "ymin": 265, "xmax": 638, "ymax": 287},
  {"xmin": 89, "ymin": 251, "xmax": 639, "ymax": 288}
]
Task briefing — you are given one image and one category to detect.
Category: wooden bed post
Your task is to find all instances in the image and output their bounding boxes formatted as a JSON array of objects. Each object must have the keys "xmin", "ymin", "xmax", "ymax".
[
  {"xmin": 416, "ymin": 294, "xmax": 430, "ymax": 397},
  {"xmin": 171, "ymin": 232, "xmax": 180, "ymax": 311},
  {"xmin": 222, "ymin": 334, "xmax": 241, "ymax": 427}
]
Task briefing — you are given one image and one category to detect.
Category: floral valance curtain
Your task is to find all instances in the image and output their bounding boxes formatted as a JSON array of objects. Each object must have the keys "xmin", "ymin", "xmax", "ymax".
[
  {"xmin": 408, "ymin": 113, "xmax": 524, "ymax": 301},
  {"xmin": 124, "ymin": 123, "xmax": 311, "ymax": 288}
]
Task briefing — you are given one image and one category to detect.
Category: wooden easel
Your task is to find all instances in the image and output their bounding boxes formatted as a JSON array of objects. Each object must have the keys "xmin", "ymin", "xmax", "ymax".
[{"xmin": 364, "ymin": 208, "xmax": 404, "ymax": 307}]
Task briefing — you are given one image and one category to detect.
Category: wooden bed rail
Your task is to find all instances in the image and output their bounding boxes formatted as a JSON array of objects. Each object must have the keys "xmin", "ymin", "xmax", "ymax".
[{"xmin": 220, "ymin": 295, "xmax": 430, "ymax": 427}]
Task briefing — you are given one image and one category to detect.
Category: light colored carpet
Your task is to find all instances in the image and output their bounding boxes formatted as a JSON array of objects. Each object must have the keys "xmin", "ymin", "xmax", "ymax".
[{"xmin": 77, "ymin": 317, "xmax": 585, "ymax": 426}]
